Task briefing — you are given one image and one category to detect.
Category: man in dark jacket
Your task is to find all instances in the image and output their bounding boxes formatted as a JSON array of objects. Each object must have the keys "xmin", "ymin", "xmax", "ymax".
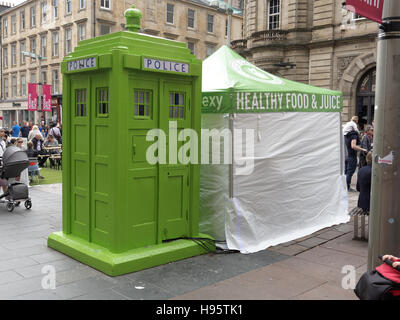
[
  {"xmin": 359, "ymin": 125, "xmax": 374, "ymax": 168},
  {"xmin": 345, "ymin": 128, "xmax": 368, "ymax": 191},
  {"xmin": 357, "ymin": 152, "xmax": 372, "ymax": 212}
]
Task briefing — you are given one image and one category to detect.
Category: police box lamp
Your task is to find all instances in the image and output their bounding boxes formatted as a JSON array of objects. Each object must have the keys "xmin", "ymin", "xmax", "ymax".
[{"xmin": 124, "ymin": 4, "xmax": 142, "ymax": 32}]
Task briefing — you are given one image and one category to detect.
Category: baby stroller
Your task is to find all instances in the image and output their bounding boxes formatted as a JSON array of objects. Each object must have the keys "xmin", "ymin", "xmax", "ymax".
[
  {"xmin": 355, "ymin": 256, "xmax": 400, "ymax": 300},
  {"xmin": 0, "ymin": 146, "xmax": 32, "ymax": 212}
]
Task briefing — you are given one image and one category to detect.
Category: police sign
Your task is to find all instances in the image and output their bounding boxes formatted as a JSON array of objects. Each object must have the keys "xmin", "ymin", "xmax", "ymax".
[
  {"xmin": 143, "ymin": 58, "xmax": 189, "ymax": 74},
  {"xmin": 67, "ymin": 57, "xmax": 97, "ymax": 71}
]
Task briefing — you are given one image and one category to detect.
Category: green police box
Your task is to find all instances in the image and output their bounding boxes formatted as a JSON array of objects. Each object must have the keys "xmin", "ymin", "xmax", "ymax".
[{"xmin": 48, "ymin": 6, "xmax": 214, "ymax": 276}]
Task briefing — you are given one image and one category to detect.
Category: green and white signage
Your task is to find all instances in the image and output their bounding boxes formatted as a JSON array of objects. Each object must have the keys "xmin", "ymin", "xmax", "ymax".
[{"xmin": 202, "ymin": 46, "xmax": 343, "ymax": 114}]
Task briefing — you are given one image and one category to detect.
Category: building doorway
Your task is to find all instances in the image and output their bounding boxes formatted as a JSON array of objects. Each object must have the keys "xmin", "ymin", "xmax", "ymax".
[{"xmin": 356, "ymin": 68, "xmax": 376, "ymax": 130}]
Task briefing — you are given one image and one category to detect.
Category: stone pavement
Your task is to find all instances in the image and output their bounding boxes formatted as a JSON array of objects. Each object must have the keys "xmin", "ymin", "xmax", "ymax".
[{"xmin": 0, "ymin": 183, "xmax": 367, "ymax": 300}]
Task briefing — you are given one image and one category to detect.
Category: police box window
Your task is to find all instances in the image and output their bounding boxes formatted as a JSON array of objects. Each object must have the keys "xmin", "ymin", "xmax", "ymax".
[
  {"xmin": 134, "ymin": 90, "xmax": 152, "ymax": 119},
  {"xmin": 76, "ymin": 89, "xmax": 87, "ymax": 117},
  {"xmin": 97, "ymin": 87, "xmax": 109, "ymax": 117},
  {"xmin": 169, "ymin": 92, "xmax": 185, "ymax": 120}
]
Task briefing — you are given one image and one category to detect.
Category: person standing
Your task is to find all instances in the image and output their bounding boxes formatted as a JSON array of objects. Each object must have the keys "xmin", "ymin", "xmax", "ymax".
[
  {"xmin": 11, "ymin": 121, "xmax": 20, "ymax": 138},
  {"xmin": 0, "ymin": 129, "xmax": 9, "ymax": 194},
  {"xmin": 357, "ymin": 152, "xmax": 373, "ymax": 212},
  {"xmin": 19, "ymin": 121, "xmax": 30, "ymax": 139},
  {"xmin": 345, "ymin": 129, "xmax": 367, "ymax": 192},
  {"xmin": 359, "ymin": 125, "xmax": 374, "ymax": 168}
]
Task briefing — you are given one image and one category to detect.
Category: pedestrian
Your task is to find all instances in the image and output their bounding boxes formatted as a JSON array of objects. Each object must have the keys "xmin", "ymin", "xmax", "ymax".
[
  {"xmin": 28, "ymin": 125, "xmax": 43, "ymax": 141},
  {"xmin": 359, "ymin": 125, "xmax": 374, "ymax": 168},
  {"xmin": 31, "ymin": 133, "xmax": 47, "ymax": 167},
  {"xmin": 19, "ymin": 121, "xmax": 30, "ymax": 139},
  {"xmin": 49, "ymin": 122, "xmax": 62, "ymax": 144},
  {"xmin": 356, "ymin": 152, "xmax": 372, "ymax": 212},
  {"xmin": 26, "ymin": 141, "xmax": 44, "ymax": 182},
  {"xmin": 11, "ymin": 121, "xmax": 20, "ymax": 138},
  {"xmin": 343, "ymin": 116, "xmax": 360, "ymax": 136},
  {"xmin": 0, "ymin": 129, "xmax": 9, "ymax": 194},
  {"xmin": 345, "ymin": 128, "xmax": 367, "ymax": 192}
]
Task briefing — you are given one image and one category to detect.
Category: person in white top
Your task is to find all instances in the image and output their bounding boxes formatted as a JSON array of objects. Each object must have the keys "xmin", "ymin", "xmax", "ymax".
[
  {"xmin": 28, "ymin": 125, "xmax": 43, "ymax": 142},
  {"xmin": 0, "ymin": 129, "xmax": 9, "ymax": 193},
  {"xmin": 343, "ymin": 116, "xmax": 360, "ymax": 136}
]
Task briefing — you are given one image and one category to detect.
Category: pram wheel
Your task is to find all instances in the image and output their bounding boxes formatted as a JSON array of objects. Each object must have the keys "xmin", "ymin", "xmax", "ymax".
[
  {"xmin": 24, "ymin": 200, "xmax": 32, "ymax": 210},
  {"xmin": 6, "ymin": 202, "xmax": 14, "ymax": 212}
]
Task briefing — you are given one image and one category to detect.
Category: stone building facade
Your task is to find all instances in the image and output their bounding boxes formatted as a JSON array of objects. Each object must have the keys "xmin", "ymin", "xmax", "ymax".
[
  {"xmin": 0, "ymin": 0, "xmax": 243, "ymax": 128},
  {"xmin": 232, "ymin": 0, "xmax": 378, "ymax": 126}
]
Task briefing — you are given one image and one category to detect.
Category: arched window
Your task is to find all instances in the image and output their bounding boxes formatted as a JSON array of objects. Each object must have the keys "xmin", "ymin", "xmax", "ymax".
[{"xmin": 356, "ymin": 68, "xmax": 376, "ymax": 129}]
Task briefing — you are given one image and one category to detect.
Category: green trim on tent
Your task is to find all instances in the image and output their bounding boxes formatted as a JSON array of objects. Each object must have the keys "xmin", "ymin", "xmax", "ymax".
[{"xmin": 202, "ymin": 46, "xmax": 343, "ymax": 113}]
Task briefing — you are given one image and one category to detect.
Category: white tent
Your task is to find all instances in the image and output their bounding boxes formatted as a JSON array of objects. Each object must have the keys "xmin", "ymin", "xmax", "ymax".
[{"xmin": 200, "ymin": 46, "xmax": 349, "ymax": 253}]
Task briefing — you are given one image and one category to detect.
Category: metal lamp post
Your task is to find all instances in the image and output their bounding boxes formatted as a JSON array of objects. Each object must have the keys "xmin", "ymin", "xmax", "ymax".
[
  {"xmin": 210, "ymin": 0, "xmax": 234, "ymax": 47},
  {"xmin": 22, "ymin": 51, "xmax": 47, "ymax": 124}
]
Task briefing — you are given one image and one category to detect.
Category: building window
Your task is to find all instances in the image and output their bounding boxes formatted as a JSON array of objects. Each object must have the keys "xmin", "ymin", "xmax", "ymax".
[
  {"xmin": 30, "ymin": 71, "xmax": 37, "ymax": 84},
  {"xmin": 52, "ymin": 70, "xmax": 59, "ymax": 94},
  {"xmin": 53, "ymin": 0, "xmax": 58, "ymax": 19},
  {"xmin": 97, "ymin": 88, "xmax": 109, "ymax": 117},
  {"xmin": 20, "ymin": 10, "xmax": 25, "ymax": 30},
  {"xmin": 78, "ymin": 23, "xmax": 86, "ymax": 42},
  {"xmin": 100, "ymin": 24, "xmax": 111, "ymax": 35},
  {"xmin": 11, "ymin": 15, "xmax": 16, "ymax": 34},
  {"xmin": 3, "ymin": 47, "xmax": 8, "ymax": 68},
  {"xmin": 41, "ymin": 1, "xmax": 47, "ymax": 23},
  {"xmin": 134, "ymin": 90, "xmax": 152, "ymax": 119},
  {"xmin": 80, "ymin": 0, "xmax": 85, "ymax": 10},
  {"xmin": 207, "ymin": 14, "xmax": 214, "ymax": 33},
  {"xmin": 3, "ymin": 18, "xmax": 8, "ymax": 37},
  {"xmin": 100, "ymin": 0, "xmax": 111, "ymax": 10},
  {"xmin": 169, "ymin": 92, "xmax": 185, "ymax": 119},
  {"xmin": 20, "ymin": 41, "xmax": 26, "ymax": 64},
  {"xmin": 76, "ymin": 89, "xmax": 87, "ymax": 117},
  {"xmin": 41, "ymin": 71, "xmax": 47, "ymax": 84},
  {"xmin": 31, "ymin": 6, "xmax": 36, "ymax": 27},
  {"xmin": 206, "ymin": 44, "xmax": 215, "ymax": 57},
  {"xmin": 41, "ymin": 35, "xmax": 47, "ymax": 58},
  {"xmin": 12, "ymin": 75, "xmax": 17, "ymax": 97},
  {"xmin": 188, "ymin": 9, "xmax": 195, "ymax": 28},
  {"xmin": 4, "ymin": 78, "xmax": 9, "ymax": 99},
  {"xmin": 11, "ymin": 44, "xmax": 17, "ymax": 66},
  {"xmin": 268, "ymin": 0, "xmax": 280, "ymax": 30},
  {"xmin": 21, "ymin": 74, "xmax": 26, "ymax": 97},
  {"xmin": 52, "ymin": 32, "xmax": 59, "ymax": 57},
  {"xmin": 187, "ymin": 42, "xmax": 195, "ymax": 55},
  {"xmin": 65, "ymin": 28, "xmax": 72, "ymax": 54},
  {"xmin": 166, "ymin": 3, "xmax": 174, "ymax": 24},
  {"xmin": 352, "ymin": 13, "xmax": 366, "ymax": 21},
  {"xmin": 66, "ymin": 0, "xmax": 72, "ymax": 14},
  {"xmin": 31, "ymin": 38, "xmax": 36, "ymax": 57}
]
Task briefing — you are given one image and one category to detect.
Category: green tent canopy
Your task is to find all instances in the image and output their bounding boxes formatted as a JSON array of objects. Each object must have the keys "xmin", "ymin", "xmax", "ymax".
[{"xmin": 202, "ymin": 45, "xmax": 343, "ymax": 114}]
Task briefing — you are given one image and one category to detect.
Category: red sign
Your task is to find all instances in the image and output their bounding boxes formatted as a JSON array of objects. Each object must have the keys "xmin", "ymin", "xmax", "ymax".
[
  {"xmin": 42, "ymin": 84, "xmax": 52, "ymax": 112},
  {"xmin": 346, "ymin": 0, "xmax": 384, "ymax": 24},
  {"xmin": 28, "ymin": 83, "xmax": 38, "ymax": 111}
]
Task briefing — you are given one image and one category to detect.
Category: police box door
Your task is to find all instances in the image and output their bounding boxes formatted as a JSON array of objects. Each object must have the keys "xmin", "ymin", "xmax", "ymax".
[
  {"xmin": 159, "ymin": 82, "xmax": 192, "ymax": 241},
  {"xmin": 70, "ymin": 76, "xmax": 91, "ymax": 240}
]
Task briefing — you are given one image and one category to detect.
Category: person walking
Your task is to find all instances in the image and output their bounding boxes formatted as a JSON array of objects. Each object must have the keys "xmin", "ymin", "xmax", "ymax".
[
  {"xmin": 359, "ymin": 125, "xmax": 374, "ymax": 168},
  {"xmin": 345, "ymin": 128, "xmax": 367, "ymax": 192}
]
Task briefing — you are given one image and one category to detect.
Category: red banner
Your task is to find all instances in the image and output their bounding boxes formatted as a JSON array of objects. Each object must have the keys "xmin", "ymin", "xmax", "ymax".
[
  {"xmin": 346, "ymin": 0, "xmax": 384, "ymax": 24},
  {"xmin": 42, "ymin": 84, "xmax": 52, "ymax": 112},
  {"xmin": 28, "ymin": 83, "xmax": 38, "ymax": 111}
]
